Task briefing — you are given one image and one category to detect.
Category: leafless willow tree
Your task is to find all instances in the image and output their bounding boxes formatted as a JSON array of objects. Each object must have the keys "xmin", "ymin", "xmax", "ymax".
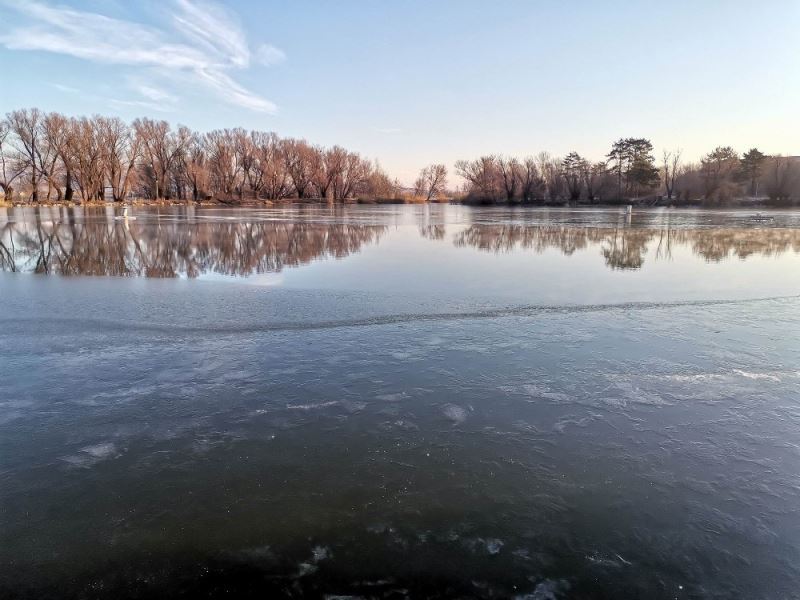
[
  {"xmin": 133, "ymin": 118, "xmax": 190, "ymax": 200},
  {"xmin": 71, "ymin": 117, "xmax": 106, "ymax": 201},
  {"xmin": 455, "ymin": 156, "xmax": 503, "ymax": 202},
  {"xmin": 204, "ymin": 129, "xmax": 243, "ymax": 202},
  {"xmin": 7, "ymin": 109, "xmax": 44, "ymax": 202},
  {"xmin": 497, "ymin": 157, "xmax": 521, "ymax": 202},
  {"xmin": 282, "ymin": 139, "xmax": 317, "ymax": 199},
  {"xmin": 0, "ymin": 120, "xmax": 25, "ymax": 200},
  {"xmin": 414, "ymin": 164, "xmax": 447, "ymax": 201},
  {"xmin": 42, "ymin": 112, "xmax": 75, "ymax": 201}
]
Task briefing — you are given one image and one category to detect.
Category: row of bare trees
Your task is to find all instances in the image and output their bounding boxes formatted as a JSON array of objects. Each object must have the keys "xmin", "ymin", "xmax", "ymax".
[
  {"xmin": 0, "ymin": 108, "xmax": 398, "ymax": 203},
  {"xmin": 454, "ymin": 140, "xmax": 800, "ymax": 204},
  {"xmin": 3, "ymin": 108, "xmax": 798, "ymax": 205},
  {"xmin": 454, "ymin": 152, "xmax": 617, "ymax": 204},
  {"xmin": 682, "ymin": 147, "xmax": 800, "ymax": 204}
]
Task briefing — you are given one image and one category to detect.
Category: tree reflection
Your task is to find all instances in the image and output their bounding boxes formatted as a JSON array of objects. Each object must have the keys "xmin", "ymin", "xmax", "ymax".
[
  {"xmin": 3, "ymin": 208, "xmax": 799, "ymax": 276},
  {"xmin": 454, "ymin": 224, "xmax": 800, "ymax": 270},
  {"xmin": 0, "ymin": 208, "xmax": 385, "ymax": 277}
]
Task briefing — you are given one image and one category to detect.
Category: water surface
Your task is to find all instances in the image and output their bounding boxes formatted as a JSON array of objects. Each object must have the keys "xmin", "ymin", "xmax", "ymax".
[{"xmin": 1, "ymin": 205, "xmax": 799, "ymax": 599}]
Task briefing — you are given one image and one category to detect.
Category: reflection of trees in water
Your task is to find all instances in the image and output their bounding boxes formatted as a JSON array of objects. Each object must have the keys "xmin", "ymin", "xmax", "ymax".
[
  {"xmin": 0, "ymin": 210, "xmax": 385, "ymax": 277},
  {"xmin": 600, "ymin": 229, "xmax": 651, "ymax": 270},
  {"xmin": 454, "ymin": 225, "xmax": 800, "ymax": 270},
  {"xmin": 419, "ymin": 224, "xmax": 446, "ymax": 240},
  {"xmin": 3, "ymin": 208, "xmax": 799, "ymax": 276}
]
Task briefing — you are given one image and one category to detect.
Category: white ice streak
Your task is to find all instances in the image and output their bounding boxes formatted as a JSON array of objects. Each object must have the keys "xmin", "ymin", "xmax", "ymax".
[{"xmin": 61, "ymin": 442, "xmax": 120, "ymax": 467}]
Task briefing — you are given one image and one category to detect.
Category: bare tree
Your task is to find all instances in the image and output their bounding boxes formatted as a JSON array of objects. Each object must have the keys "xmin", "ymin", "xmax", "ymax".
[
  {"xmin": 662, "ymin": 149, "xmax": 682, "ymax": 200},
  {"xmin": 98, "ymin": 116, "xmax": 139, "ymax": 202},
  {"xmin": 7, "ymin": 108, "xmax": 45, "ymax": 201},
  {"xmin": 42, "ymin": 112, "xmax": 76, "ymax": 201},
  {"xmin": 282, "ymin": 139, "xmax": 317, "ymax": 199},
  {"xmin": 33, "ymin": 117, "xmax": 60, "ymax": 201},
  {"xmin": 455, "ymin": 156, "xmax": 501, "ymax": 202},
  {"xmin": 518, "ymin": 157, "xmax": 544, "ymax": 203},
  {"xmin": 205, "ymin": 129, "xmax": 243, "ymax": 202},
  {"xmin": 133, "ymin": 118, "xmax": 188, "ymax": 200},
  {"xmin": 71, "ymin": 117, "xmax": 105, "ymax": 201},
  {"xmin": 251, "ymin": 131, "xmax": 291, "ymax": 200},
  {"xmin": 583, "ymin": 161, "xmax": 608, "ymax": 203},
  {"xmin": 536, "ymin": 152, "xmax": 564, "ymax": 201},
  {"xmin": 497, "ymin": 156, "xmax": 521, "ymax": 202},
  {"xmin": 414, "ymin": 164, "xmax": 447, "ymax": 201},
  {"xmin": 0, "ymin": 120, "xmax": 25, "ymax": 201},
  {"xmin": 314, "ymin": 145, "xmax": 346, "ymax": 200},
  {"xmin": 365, "ymin": 162, "xmax": 398, "ymax": 199},
  {"xmin": 333, "ymin": 150, "xmax": 370, "ymax": 200},
  {"xmin": 764, "ymin": 155, "xmax": 800, "ymax": 202},
  {"xmin": 180, "ymin": 132, "xmax": 208, "ymax": 202}
]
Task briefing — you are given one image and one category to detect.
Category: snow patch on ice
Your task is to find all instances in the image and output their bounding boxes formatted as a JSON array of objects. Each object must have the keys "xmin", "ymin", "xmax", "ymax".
[
  {"xmin": 442, "ymin": 404, "xmax": 468, "ymax": 424},
  {"xmin": 376, "ymin": 392, "xmax": 408, "ymax": 402},
  {"xmin": 62, "ymin": 442, "xmax": 120, "ymax": 467}
]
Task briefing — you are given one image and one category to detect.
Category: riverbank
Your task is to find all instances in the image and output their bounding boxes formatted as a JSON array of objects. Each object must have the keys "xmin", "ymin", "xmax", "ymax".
[{"xmin": 1, "ymin": 196, "xmax": 797, "ymax": 209}]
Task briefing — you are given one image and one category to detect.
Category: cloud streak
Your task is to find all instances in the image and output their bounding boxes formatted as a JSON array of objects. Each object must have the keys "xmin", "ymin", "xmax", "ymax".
[
  {"xmin": 0, "ymin": 0, "xmax": 281, "ymax": 113},
  {"xmin": 256, "ymin": 44, "xmax": 287, "ymax": 67}
]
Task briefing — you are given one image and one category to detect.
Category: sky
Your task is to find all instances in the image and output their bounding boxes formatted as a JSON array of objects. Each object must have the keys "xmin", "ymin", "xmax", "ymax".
[{"xmin": 0, "ymin": 0, "xmax": 798, "ymax": 184}]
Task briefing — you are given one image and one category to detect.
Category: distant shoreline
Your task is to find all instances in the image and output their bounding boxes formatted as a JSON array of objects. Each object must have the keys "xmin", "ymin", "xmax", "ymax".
[{"xmin": 1, "ymin": 197, "xmax": 797, "ymax": 209}]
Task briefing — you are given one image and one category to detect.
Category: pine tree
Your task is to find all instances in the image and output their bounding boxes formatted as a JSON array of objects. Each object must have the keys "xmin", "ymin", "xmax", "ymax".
[
  {"xmin": 739, "ymin": 148, "xmax": 766, "ymax": 196},
  {"xmin": 606, "ymin": 138, "xmax": 659, "ymax": 199},
  {"xmin": 561, "ymin": 151, "xmax": 586, "ymax": 202}
]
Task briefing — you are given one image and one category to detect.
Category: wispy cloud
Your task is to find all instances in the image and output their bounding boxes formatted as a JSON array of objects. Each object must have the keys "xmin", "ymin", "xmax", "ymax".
[
  {"xmin": 375, "ymin": 127, "xmax": 403, "ymax": 134},
  {"xmin": 0, "ymin": 0, "xmax": 282, "ymax": 113},
  {"xmin": 108, "ymin": 98, "xmax": 175, "ymax": 113},
  {"xmin": 50, "ymin": 82, "xmax": 79, "ymax": 94},
  {"xmin": 256, "ymin": 44, "xmax": 286, "ymax": 67},
  {"xmin": 134, "ymin": 84, "xmax": 178, "ymax": 104}
]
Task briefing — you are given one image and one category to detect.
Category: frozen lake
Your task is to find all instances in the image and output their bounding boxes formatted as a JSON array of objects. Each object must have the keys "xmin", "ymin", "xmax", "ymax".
[{"xmin": 1, "ymin": 205, "xmax": 799, "ymax": 598}]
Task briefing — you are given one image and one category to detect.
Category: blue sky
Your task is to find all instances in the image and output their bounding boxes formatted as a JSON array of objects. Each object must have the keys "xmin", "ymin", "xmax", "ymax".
[{"xmin": 1, "ymin": 0, "xmax": 798, "ymax": 183}]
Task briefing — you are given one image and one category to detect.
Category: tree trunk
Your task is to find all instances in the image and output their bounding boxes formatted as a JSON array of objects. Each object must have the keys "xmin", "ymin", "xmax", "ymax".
[{"xmin": 65, "ymin": 172, "xmax": 73, "ymax": 201}]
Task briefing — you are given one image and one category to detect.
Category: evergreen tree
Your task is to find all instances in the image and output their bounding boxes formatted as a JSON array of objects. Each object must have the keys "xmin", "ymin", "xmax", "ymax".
[
  {"xmin": 561, "ymin": 151, "xmax": 586, "ymax": 202},
  {"xmin": 739, "ymin": 148, "xmax": 766, "ymax": 196},
  {"xmin": 606, "ymin": 138, "xmax": 659, "ymax": 199}
]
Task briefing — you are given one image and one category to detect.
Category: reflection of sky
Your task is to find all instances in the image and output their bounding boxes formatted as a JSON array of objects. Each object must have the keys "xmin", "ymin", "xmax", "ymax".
[{"xmin": 197, "ymin": 271, "xmax": 284, "ymax": 286}]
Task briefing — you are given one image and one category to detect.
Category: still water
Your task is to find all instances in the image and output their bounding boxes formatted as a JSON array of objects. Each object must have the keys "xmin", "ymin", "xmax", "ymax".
[{"xmin": 1, "ymin": 205, "xmax": 799, "ymax": 599}]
